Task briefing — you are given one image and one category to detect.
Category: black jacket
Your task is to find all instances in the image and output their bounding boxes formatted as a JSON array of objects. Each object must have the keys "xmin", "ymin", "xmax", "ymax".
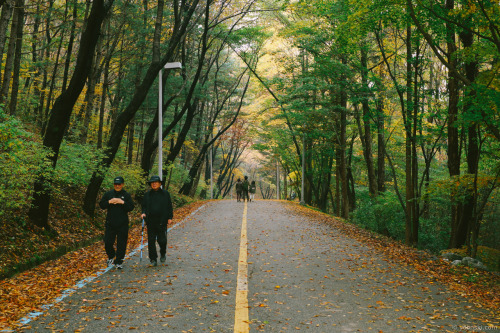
[
  {"xmin": 141, "ymin": 189, "xmax": 174, "ymax": 226},
  {"xmin": 99, "ymin": 189, "xmax": 135, "ymax": 227}
]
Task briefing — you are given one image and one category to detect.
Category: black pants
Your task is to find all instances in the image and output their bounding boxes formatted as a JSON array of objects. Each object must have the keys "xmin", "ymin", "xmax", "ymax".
[
  {"xmin": 104, "ymin": 224, "xmax": 129, "ymax": 265},
  {"xmin": 147, "ymin": 223, "xmax": 167, "ymax": 261}
]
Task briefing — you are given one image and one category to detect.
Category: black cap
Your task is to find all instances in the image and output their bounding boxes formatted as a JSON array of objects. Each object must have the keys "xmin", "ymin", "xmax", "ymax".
[
  {"xmin": 114, "ymin": 176, "xmax": 124, "ymax": 184},
  {"xmin": 148, "ymin": 175, "xmax": 162, "ymax": 183}
]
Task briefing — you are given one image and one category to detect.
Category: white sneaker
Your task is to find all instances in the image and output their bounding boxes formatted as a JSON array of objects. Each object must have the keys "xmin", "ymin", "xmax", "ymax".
[
  {"xmin": 107, "ymin": 259, "xmax": 114, "ymax": 267},
  {"xmin": 115, "ymin": 264, "xmax": 123, "ymax": 269}
]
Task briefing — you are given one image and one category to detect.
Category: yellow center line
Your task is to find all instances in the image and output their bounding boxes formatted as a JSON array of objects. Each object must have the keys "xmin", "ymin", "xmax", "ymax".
[{"xmin": 234, "ymin": 202, "xmax": 249, "ymax": 332}]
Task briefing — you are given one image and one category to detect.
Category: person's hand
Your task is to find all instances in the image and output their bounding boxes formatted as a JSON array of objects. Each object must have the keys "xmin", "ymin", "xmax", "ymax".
[
  {"xmin": 141, "ymin": 213, "xmax": 146, "ymax": 219},
  {"xmin": 109, "ymin": 198, "xmax": 124, "ymax": 204}
]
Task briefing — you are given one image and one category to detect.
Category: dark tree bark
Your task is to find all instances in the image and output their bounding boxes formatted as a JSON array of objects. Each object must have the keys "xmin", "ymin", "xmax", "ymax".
[
  {"xmin": 0, "ymin": 0, "xmax": 19, "ymax": 104},
  {"xmin": 62, "ymin": 0, "xmax": 77, "ymax": 91},
  {"xmin": 376, "ymin": 94, "xmax": 386, "ymax": 193},
  {"xmin": 7, "ymin": 0, "xmax": 24, "ymax": 116},
  {"xmin": 453, "ymin": 21, "xmax": 480, "ymax": 248},
  {"xmin": 404, "ymin": 22, "xmax": 419, "ymax": 246},
  {"xmin": 127, "ymin": 121, "xmax": 135, "ymax": 164},
  {"xmin": 359, "ymin": 46, "xmax": 377, "ymax": 196},
  {"xmin": 339, "ymin": 59, "xmax": 349, "ymax": 219},
  {"xmin": 444, "ymin": 0, "xmax": 461, "ymax": 248},
  {"xmin": 0, "ymin": 0, "xmax": 14, "ymax": 63},
  {"xmin": 28, "ymin": 0, "xmax": 113, "ymax": 229}
]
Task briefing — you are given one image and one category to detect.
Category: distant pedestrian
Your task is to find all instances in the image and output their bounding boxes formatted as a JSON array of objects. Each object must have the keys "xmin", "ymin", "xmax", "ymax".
[
  {"xmin": 235, "ymin": 178, "xmax": 243, "ymax": 202},
  {"xmin": 242, "ymin": 176, "xmax": 249, "ymax": 202},
  {"xmin": 141, "ymin": 176, "xmax": 174, "ymax": 267},
  {"xmin": 249, "ymin": 180, "xmax": 256, "ymax": 202},
  {"xmin": 99, "ymin": 176, "xmax": 135, "ymax": 269}
]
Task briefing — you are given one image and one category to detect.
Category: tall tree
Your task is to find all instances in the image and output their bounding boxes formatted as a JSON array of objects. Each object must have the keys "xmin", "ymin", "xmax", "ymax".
[
  {"xmin": 28, "ymin": 0, "xmax": 114, "ymax": 229},
  {"xmin": 83, "ymin": 0, "xmax": 202, "ymax": 216}
]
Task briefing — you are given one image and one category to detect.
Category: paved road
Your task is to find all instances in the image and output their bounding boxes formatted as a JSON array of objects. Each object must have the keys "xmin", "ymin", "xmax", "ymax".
[{"xmin": 20, "ymin": 201, "xmax": 495, "ymax": 332}]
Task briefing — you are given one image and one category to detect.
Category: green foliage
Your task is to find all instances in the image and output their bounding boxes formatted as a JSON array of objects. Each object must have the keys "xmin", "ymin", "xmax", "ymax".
[
  {"xmin": 0, "ymin": 110, "xmax": 51, "ymax": 216},
  {"xmin": 163, "ymin": 161, "xmax": 191, "ymax": 190},
  {"xmin": 54, "ymin": 142, "xmax": 106, "ymax": 187},
  {"xmin": 102, "ymin": 153, "xmax": 145, "ymax": 196},
  {"xmin": 170, "ymin": 193, "xmax": 194, "ymax": 209},
  {"xmin": 352, "ymin": 188, "xmax": 406, "ymax": 241},
  {"xmin": 418, "ymin": 215, "xmax": 451, "ymax": 254}
]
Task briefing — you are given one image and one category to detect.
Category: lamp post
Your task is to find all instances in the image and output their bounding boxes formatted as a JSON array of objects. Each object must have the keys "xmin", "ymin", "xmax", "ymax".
[{"xmin": 158, "ymin": 62, "xmax": 182, "ymax": 182}]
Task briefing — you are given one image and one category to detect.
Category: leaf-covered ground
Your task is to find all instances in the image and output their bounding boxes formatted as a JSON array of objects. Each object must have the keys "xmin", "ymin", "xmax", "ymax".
[
  {"xmin": 0, "ymin": 200, "xmax": 498, "ymax": 331},
  {"xmin": 288, "ymin": 203, "xmax": 499, "ymax": 318},
  {"xmin": 0, "ymin": 199, "xmax": 207, "ymax": 331}
]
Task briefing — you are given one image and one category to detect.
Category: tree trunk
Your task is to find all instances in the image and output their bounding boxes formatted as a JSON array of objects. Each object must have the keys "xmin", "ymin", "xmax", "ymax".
[
  {"xmin": 446, "ymin": 0, "xmax": 462, "ymax": 248},
  {"xmin": 0, "ymin": 0, "xmax": 14, "ymax": 65},
  {"xmin": 7, "ymin": 0, "xmax": 24, "ymax": 116},
  {"xmin": 376, "ymin": 95, "xmax": 386, "ymax": 193},
  {"xmin": 347, "ymin": 134, "xmax": 356, "ymax": 212},
  {"xmin": 339, "ymin": 58, "xmax": 349, "ymax": 219},
  {"xmin": 62, "ymin": 0, "xmax": 77, "ymax": 91},
  {"xmin": 404, "ymin": 22, "xmax": 417, "ymax": 246},
  {"xmin": 452, "ymin": 14, "xmax": 480, "ymax": 248},
  {"xmin": 127, "ymin": 121, "xmax": 135, "ymax": 164},
  {"xmin": 28, "ymin": 0, "xmax": 112, "ymax": 229},
  {"xmin": 97, "ymin": 53, "xmax": 111, "ymax": 149},
  {"xmin": 0, "ymin": 0, "xmax": 19, "ymax": 105},
  {"xmin": 335, "ymin": 159, "xmax": 341, "ymax": 216},
  {"xmin": 360, "ymin": 46, "xmax": 377, "ymax": 196}
]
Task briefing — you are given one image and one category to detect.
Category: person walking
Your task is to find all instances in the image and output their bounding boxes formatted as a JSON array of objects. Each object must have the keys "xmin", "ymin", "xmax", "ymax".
[
  {"xmin": 235, "ymin": 178, "xmax": 243, "ymax": 202},
  {"xmin": 249, "ymin": 180, "xmax": 256, "ymax": 202},
  {"xmin": 141, "ymin": 176, "xmax": 174, "ymax": 267},
  {"xmin": 99, "ymin": 176, "xmax": 135, "ymax": 269},
  {"xmin": 242, "ymin": 176, "xmax": 250, "ymax": 202}
]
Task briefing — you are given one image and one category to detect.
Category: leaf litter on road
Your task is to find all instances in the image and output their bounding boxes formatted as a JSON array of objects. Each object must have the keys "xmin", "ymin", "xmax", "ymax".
[{"xmin": 0, "ymin": 200, "xmax": 207, "ymax": 331}]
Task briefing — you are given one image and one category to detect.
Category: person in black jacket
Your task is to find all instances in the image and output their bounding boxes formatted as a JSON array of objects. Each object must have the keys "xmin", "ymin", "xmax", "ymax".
[
  {"xmin": 242, "ymin": 176, "xmax": 250, "ymax": 202},
  {"xmin": 141, "ymin": 175, "xmax": 174, "ymax": 266},
  {"xmin": 99, "ymin": 176, "xmax": 135, "ymax": 269}
]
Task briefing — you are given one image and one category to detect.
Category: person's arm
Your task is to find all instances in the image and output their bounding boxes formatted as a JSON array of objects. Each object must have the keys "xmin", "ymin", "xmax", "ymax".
[
  {"xmin": 141, "ymin": 192, "xmax": 148, "ymax": 219},
  {"xmin": 166, "ymin": 191, "xmax": 174, "ymax": 221},
  {"xmin": 99, "ymin": 191, "xmax": 110, "ymax": 209},
  {"xmin": 123, "ymin": 192, "xmax": 135, "ymax": 212}
]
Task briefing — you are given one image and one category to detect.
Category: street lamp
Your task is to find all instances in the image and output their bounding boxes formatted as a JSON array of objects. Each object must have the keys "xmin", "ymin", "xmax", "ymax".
[{"xmin": 158, "ymin": 62, "xmax": 182, "ymax": 183}]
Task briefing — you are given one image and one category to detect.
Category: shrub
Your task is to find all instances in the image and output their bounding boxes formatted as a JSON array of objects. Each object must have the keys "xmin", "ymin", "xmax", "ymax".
[
  {"xmin": 0, "ymin": 110, "xmax": 51, "ymax": 216},
  {"xmin": 352, "ymin": 188, "xmax": 405, "ymax": 241}
]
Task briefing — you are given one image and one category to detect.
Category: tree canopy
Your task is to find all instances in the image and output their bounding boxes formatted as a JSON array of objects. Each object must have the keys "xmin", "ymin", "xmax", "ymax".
[{"xmin": 0, "ymin": 0, "xmax": 498, "ymax": 265}]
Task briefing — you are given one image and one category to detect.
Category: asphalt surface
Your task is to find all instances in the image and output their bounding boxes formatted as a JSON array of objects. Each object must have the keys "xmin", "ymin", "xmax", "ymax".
[{"xmin": 18, "ymin": 200, "xmax": 496, "ymax": 332}]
